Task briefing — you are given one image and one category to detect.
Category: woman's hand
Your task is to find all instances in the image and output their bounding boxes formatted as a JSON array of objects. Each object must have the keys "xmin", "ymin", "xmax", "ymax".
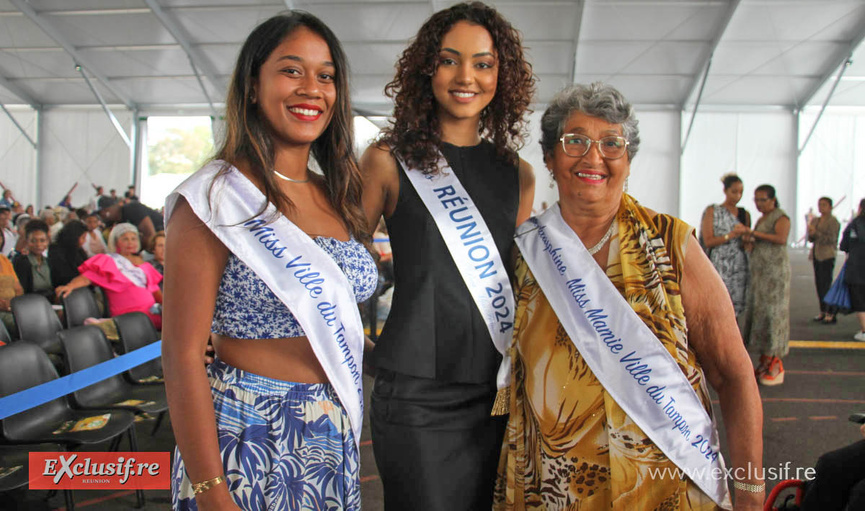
[
  {"xmin": 55, "ymin": 285, "xmax": 73, "ymax": 299},
  {"xmin": 731, "ymin": 223, "xmax": 749, "ymax": 237},
  {"xmin": 0, "ymin": 297, "xmax": 10, "ymax": 312}
]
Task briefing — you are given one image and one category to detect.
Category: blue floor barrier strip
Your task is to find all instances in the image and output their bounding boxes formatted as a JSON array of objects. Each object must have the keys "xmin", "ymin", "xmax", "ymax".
[{"xmin": 0, "ymin": 341, "xmax": 162, "ymax": 420}]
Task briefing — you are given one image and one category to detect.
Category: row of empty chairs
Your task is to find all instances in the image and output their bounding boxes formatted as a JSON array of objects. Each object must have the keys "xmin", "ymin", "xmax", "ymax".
[{"xmin": 0, "ymin": 289, "xmax": 166, "ymax": 509}]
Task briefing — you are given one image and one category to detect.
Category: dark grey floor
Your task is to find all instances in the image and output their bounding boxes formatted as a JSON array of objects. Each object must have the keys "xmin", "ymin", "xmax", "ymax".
[{"xmin": 3, "ymin": 248, "xmax": 863, "ymax": 510}]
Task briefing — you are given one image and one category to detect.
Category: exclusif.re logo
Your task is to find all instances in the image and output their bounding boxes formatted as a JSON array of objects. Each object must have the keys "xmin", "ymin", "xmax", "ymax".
[{"xmin": 29, "ymin": 452, "xmax": 170, "ymax": 489}]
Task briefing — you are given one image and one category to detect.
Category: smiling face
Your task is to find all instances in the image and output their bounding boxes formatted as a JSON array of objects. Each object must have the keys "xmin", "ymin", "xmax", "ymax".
[
  {"xmin": 432, "ymin": 21, "xmax": 498, "ymax": 124},
  {"xmin": 547, "ymin": 111, "xmax": 630, "ymax": 211},
  {"xmin": 27, "ymin": 230, "xmax": 48, "ymax": 257},
  {"xmin": 115, "ymin": 231, "xmax": 140, "ymax": 256},
  {"xmin": 254, "ymin": 26, "xmax": 336, "ymax": 151}
]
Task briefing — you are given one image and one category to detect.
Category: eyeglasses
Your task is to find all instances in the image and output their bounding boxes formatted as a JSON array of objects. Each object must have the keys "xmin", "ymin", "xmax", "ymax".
[{"xmin": 560, "ymin": 133, "xmax": 629, "ymax": 159}]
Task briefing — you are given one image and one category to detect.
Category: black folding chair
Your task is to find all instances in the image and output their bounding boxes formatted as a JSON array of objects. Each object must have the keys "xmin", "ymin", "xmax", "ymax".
[
  {"xmin": 58, "ymin": 326, "xmax": 168, "ymax": 418},
  {"xmin": 114, "ymin": 312, "xmax": 162, "ymax": 384},
  {"xmin": 0, "ymin": 342, "xmax": 140, "ymax": 509},
  {"xmin": 61, "ymin": 287, "xmax": 102, "ymax": 328},
  {"xmin": 10, "ymin": 294, "xmax": 63, "ymax": 356},
  {"xmin": 0, "ymin": 443, "xmax": 63, "ymax": 493}
]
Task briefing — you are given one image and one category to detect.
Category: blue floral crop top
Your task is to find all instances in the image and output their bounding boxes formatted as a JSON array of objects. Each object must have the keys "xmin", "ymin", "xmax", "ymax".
[{"xmin": 211, "ymin": 236, "xmax": 378, "ymax": 339}]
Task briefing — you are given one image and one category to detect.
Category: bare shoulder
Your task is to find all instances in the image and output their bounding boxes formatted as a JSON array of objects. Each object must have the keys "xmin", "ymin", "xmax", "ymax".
[
  {"xmin": 360, "ymin": 143, "xmax": 398, "ymax": 181},
  {"xmin": 518, "ymin": 157, "xmax": 535, "ymax": 187},
  {"xmin": 165, "ymin": 197, "xmax": 225, "ymax": 256}
]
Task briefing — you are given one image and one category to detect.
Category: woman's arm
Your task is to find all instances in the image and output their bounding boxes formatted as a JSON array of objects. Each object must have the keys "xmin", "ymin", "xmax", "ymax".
[
  {"xmin": 701, "ymin": 206, "xmax": 748, "ymax": 249},
  {"xmin": 162, "ymin": 197, "xmax": 235, "ymax": 509},
  {"xmin": 54, "ymin": 275, "xmax": 92, "ymax": 298},
  {"xmin": 516, "ymin": 158, "xmax": 535, "ymax": 226},
  {"xmin": 752, "ymin": 214, "xmax": 790, "ymax": 245},
  {"xmin": 681, "ymin": 235, "xmax": 764, "ymax": 510},
  {"xmin": 359, "ymin": 144, "xmax": 400, "ymax": 235}
]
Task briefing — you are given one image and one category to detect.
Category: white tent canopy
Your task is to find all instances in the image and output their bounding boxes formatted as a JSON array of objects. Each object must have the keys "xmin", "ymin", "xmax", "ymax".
[{"xmin": 1, "ymin": 0, "xmax": 864, "ymax": 239}]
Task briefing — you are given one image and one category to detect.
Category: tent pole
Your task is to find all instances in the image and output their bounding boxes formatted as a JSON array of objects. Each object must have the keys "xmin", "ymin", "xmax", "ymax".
[
  {"xmin": 681, "ymin": 56, "xmax": 712, "ymax": 155},
  {"xmin": 76, "ymin": 65, "xmax": 132, "ymax": 148},
  {"xmin": 798, "ymin": 58, "xmax": 851, "ymax": 155},
  {"xmin": 0, "ymin": 103, "xmax": 36, "ymax": 149}
]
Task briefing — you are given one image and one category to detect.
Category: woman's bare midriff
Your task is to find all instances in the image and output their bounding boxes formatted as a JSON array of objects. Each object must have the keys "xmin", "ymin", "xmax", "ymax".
[{"xmin": 212, "ymin": 334, "xmax": 329, "ymax": 383}]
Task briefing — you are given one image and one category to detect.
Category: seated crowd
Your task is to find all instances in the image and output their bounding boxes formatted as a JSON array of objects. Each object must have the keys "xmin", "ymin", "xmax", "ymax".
[{"xmin": 0, "ymin": 186, "xmax": 165, "ymax": 341}]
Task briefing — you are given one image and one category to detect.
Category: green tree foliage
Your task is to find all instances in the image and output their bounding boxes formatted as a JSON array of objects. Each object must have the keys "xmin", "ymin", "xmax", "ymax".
[{"xmin": 147, "ymin": 124, "xmax": 214, "ymax": 175}]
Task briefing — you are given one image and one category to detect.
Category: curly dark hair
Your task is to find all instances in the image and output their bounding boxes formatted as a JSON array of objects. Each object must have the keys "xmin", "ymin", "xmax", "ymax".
[{"xmin": 379, "ymin": 1, "xmax": 535, "ymax": 173}]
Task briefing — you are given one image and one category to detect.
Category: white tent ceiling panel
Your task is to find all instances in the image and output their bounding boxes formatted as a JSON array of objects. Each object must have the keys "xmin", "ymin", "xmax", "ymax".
[
  {"xmin": 576, "ymin": 41, "xmax": 705, "ymax": 75},
  {"xmin": 0, "ymin": 49, "xmax": 79, "ymax": 80},
  {"xmin": 722, "ymin": 2, "xmax": 865, "ymax": 43},
  {"xmin": 304, "ymin": 3, "xmax": 430, "ymax": 41},
  {"xmin": 701, "ymin": 75, "xmax": 813, "ymax": 105},
  {"xmin": 170, "ymin": 6, "xmax": 283, "ymax": 43},
  {"xmin": 39, "ymin": 12, "xmax": 176, "ymax": 47},
  {"xmin": 494, "ymin": 3, "xmax": 580, "ymax": 41},
  {"xmin": 580, "ymin": 1, "xmax": 725, "ymax": 42},
  {"xmin": 18, "ymin": 79, "xmax": 103, "ymax": 104},
  {"xmin": 523, "ymin": 41, "xmax": 572, "ymax": 75},
  {"xmin": 0, "ymin": 14, "xmax": 59, "ymax": 48},
  {"xmin": 79, "ymin": 48, "xmax": 202, "ymax": 78},
  {"xmin": 28, "ymin": 0, "xmax": 145, "ymax": 9},
  {"xmin": 162, "ymin": 0, "xmax": 281, "ymax": 7},
  {"xmin": 711, "ymin": 41, "xmax": 842, "ymax": 78},
  {"xmin": 112, "ymin": 76, "xmax": 215, "ymax": 103}
]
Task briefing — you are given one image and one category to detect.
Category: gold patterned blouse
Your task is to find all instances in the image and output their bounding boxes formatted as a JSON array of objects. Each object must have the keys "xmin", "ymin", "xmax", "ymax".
[{"xmin": 494, "ymin": 195, "xmax": 721, "ymax": 511}]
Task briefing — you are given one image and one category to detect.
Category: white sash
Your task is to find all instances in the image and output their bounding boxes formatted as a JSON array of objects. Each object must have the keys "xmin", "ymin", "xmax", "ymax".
[
  {"xmin": 165, "ymin": 161, "xmax": 365, "ymax": 447},
  {"xmin": 400, "ymin": 155, "xmax": 515, "ymax": 389},
  {"xmin": 515, "ymin": 204, "xmax": 732, "ymax": 509}
]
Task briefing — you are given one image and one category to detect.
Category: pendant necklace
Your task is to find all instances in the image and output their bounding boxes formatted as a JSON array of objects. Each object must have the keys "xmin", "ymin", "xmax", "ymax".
[
  {"xmin": 273, "ymin": 169, "xmax": 310, "ymax": 183},
  {"xmin": 586, "ymin": 219, "xmax": 617, "ymax": 255}
]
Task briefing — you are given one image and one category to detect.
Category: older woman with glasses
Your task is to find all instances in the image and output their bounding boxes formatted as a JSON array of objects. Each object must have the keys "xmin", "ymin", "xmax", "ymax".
[{"xmin": 494, "ymin": 82, "xmax": 763, "ymax": 511}]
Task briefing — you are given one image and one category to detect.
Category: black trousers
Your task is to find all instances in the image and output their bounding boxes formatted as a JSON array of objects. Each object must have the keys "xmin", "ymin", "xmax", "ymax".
[
  {"xmin": 370, "ymin": 368, "xmax": 507, "ymax": 511},
  {"xmin": 801, "ymin": 439, "xmax": 865, "ymax": 511},
  {"xmin": 813, "ymin": 257, "xmax": 836, "ymax": 312}
]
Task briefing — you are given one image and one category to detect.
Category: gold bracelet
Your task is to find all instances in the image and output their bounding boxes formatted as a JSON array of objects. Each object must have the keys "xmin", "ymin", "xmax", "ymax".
[
  {"xmin": 192, "ymin": 475, "xmax": 225, "ymax": 496},
  {"xmin": 733, "ymin": 480, "xmax": 765, "ymax": 493}
]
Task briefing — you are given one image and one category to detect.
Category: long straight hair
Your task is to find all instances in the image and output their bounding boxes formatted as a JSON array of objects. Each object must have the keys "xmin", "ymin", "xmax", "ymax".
[{"xmin": 214, "ymin": 11, "xmax": 367, "ymax": 241}]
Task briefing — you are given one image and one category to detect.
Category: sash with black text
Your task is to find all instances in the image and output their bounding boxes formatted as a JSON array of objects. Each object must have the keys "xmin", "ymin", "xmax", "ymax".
[
  {"xmin": 515, "ymin": 204, "xmax": 732, "ymax": 509},
  {"xmin": 400, "ymin": 155, "xmax": 515, "ymax": 389},
  {"xmin": 165, "ymin": 161, "xmax": 365, "ymax": 447}
]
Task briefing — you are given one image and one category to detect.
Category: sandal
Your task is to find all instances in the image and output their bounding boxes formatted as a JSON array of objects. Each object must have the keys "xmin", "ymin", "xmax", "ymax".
[
  {"xmin": 822, "ymin": 315, "xmax": 837, "ymax": 324},
  {"xmin": 758, "ymin": 357, "xmax": 785, "ymax": 386},
  {"xmin": 813, "ymin": 314, "xmax": 826, "ymax": 322}
]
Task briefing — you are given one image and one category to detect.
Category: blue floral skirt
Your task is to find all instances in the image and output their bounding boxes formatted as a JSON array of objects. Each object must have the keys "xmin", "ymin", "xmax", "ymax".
[{"xmin": 172, "ymin": 358, "xmax": 361, "ymax": 510}]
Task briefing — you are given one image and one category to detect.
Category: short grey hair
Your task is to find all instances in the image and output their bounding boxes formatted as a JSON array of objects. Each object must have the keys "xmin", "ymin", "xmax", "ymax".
[{"xmin": 539, "ymin": 82, "xmax": 640, "ymax": 161}]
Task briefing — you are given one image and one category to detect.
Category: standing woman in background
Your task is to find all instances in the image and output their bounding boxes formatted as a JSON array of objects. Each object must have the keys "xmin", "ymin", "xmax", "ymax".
[
  {"xmin": 841, "ymin": 198, "xmax": 865, "ymax": 342},
  {"xmin": 360, "ymin": 2, "xmax": 535, "ymax": 509},
  {"xmin": 807, "ymin": 196, "xmax": 841, "ymax": 323},
  {"xmin": 163, "ymin": 11, "xmax": 375, "ymax": 510},
  {"xmin": 700, "ymin": 173, "xmax": 751, "ymax": 317},
  {"xmin": 742, "ymin": 184, "xmax": 791, "ymax": 386}
]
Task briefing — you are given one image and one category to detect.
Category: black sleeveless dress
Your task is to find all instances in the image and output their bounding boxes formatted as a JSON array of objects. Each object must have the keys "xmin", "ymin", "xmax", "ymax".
[{"xmin": 371, "ymin": 140, "xmax": 520, "ymax": 511}]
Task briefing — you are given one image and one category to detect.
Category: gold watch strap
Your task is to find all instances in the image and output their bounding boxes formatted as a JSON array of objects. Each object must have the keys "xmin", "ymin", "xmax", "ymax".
[{"xmin": 733, "ymin": 480, "xmax": 765, "ymax": 493}]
